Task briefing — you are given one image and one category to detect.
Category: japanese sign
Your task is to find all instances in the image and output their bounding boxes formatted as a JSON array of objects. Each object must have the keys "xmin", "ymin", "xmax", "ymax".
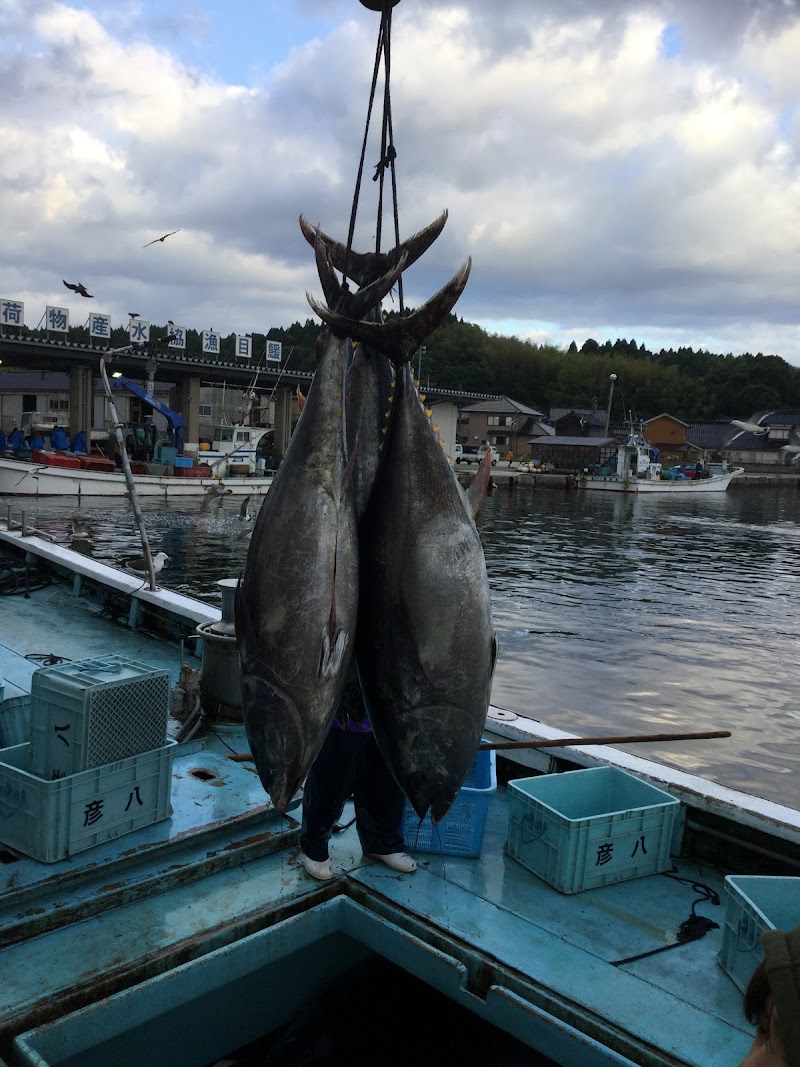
[
  {"xmin": 129, "ymin": 319, "xmax": 150, "ymax": 344},
  {"xmin": 0, "ymin": 299, "xmax": 23, "ymax": 327},
  {"xmin": 46, "ymin": 305, "xmax": 69, "ymax": 332},
  {"xmin": 167, "ymin": 326, "xmax": 186, "ymax": 350},
  {"xmin": 236, "ymin": 335, "xmax": 252, "ymax": 360},
  {"xmin": 89, "ymin": 313, "xmax": 111, "ymax": 339},
  {"xmin": 266, "ymin": 340, "xmax": 282, "ymax": 362},
  {"xmin": 202, "ymin": 330, "xmax": 221, "ymax": 355}
]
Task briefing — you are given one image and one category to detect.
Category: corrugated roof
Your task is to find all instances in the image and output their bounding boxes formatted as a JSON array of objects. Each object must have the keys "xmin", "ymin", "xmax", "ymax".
[{"xmin": 527, "ymin": 435, "xmax": 617, "ymax": 447}]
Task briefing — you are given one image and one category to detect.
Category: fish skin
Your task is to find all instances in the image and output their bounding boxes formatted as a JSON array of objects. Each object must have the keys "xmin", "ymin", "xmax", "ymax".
[
  {"xmin": 310, "ymin": 262, "xmax": 497, "ymax": 823},
  {"xmin": 235, "ymin": 241, "xmax": 405, "ymax": 813},
  {"xmin": 304, "ymin": 219, "xmax": 399, "ymax": 522}
]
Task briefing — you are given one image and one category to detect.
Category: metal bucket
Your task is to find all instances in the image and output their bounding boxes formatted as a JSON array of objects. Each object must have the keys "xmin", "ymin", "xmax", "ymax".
[{"xmin": 196, "ymin": 579, "xmax": 242, "ymax": 721}]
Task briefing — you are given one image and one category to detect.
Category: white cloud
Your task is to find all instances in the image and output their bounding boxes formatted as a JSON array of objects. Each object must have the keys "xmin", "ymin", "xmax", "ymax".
[{"xmin": 0, "ymin": 0, "xmax": 798, "ymax": 364}]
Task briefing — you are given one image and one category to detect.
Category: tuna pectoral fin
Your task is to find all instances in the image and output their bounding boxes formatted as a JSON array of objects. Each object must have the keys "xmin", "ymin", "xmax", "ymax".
[{"xmin": 319, "ymin": 627, "xmax": 349, "ymax": 680}]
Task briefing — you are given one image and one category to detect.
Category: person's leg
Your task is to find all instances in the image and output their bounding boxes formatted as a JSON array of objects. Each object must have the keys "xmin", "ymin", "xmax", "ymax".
[
  {"xmin": 299, "ymin": 728, "xmax": 358, "ymax": 863},
  {"xmin": 355, "ymin": 735, "xmax": 415, "ymax": 871}
]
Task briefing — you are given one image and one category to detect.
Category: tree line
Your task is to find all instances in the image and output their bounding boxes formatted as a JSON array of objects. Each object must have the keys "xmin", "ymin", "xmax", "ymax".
[{"xmin": 51, "ymin": 316, "xmax": 800, "ymax": 422}]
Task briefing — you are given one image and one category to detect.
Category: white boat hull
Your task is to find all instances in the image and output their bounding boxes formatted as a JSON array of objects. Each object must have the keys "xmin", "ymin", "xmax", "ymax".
[
  {"xmin": 0, "ymin": 457, "xmax": 272, "ymax": 497},
  {"xmin": 579, "ymin": 468, "xmax": 744, "ymax": 493}
]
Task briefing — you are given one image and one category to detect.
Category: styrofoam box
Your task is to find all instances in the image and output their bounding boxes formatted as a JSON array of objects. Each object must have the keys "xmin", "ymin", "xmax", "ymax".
[
  {"xmin": 29, "ymin": 655, "xmax": 170, "ymax": 780},
  {"xmin": 0, "ymin": 740, "xmax": 176, "ymax": 863},
  {"xmin": 718, "ymin": 875, "xmax": 800, "ymax": 992},
  {"xmin": 505, "ymin": 766, "xmax": 680, "ymax": 894},
  {"xmin": 403, "ymin": 746, "xmax": 496, "ymax": 857}
]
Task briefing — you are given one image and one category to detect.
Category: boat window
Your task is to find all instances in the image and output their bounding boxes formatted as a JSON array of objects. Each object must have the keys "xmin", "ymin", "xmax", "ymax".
[
  {"xmin": 235, "ymin": 431, "xmax": 251, "ymax": 443},
  {"xmin": 214, "ymin": 428, "xmax": 234, "ymax": 443}
]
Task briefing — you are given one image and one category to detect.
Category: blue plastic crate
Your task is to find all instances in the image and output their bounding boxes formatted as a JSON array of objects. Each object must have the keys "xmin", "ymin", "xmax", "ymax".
[
  {"xmin": 505, "ymin": 766, "xmax": 680, "ymax": 894},
  {"xmin": 402, "ymin": 746, "xmax": 496, "ymax": 857},
  {"xmin": 0, "ymin": 740, "xmax": 176, "ymax": 863},
  {"xmin": 718, "ymin": 875, "xmax": 800, "ymax": 992}
]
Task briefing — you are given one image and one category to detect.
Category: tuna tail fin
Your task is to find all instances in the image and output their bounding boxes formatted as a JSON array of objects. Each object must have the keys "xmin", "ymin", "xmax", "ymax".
[
  {"xmin": 465, "ymin": 450, "xmax": 493, "ymax": 518},
  {"xmin": 299, "ymin": 210, "xmax": 448, "ymax": 288},
  {"xmin": 310, "ymin": 235, "xmax": 408, "ymax": 322},
  {"xmin": 307, "ymin": 259, "xmax": 472, "ymax": 367}
]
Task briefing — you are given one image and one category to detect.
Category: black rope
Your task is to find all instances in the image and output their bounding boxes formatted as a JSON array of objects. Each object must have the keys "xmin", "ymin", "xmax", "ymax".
[
  {"xmin": 344, "ymin": 3, "xmax": 404, "ymax": 311},
  {"xmin": 611, "ymin": 866, "xmax": 720, "ymax": 967},
  {"xmin": 24, "ymin": 653, "xmax": 71, "ymax": 666}
]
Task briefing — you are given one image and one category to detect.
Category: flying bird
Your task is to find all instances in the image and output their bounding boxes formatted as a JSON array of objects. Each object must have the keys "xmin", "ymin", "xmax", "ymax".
[
  {"xmin": 62, "ymin": 280, "xmax": 93, "ymax": 298},
  {"xmin": 144, "ymin": 229, "xmax": 180, "ymax": 248},
  {"xmin": 730, "ymin": 418, "xmax": 769, "ymax": 435}
]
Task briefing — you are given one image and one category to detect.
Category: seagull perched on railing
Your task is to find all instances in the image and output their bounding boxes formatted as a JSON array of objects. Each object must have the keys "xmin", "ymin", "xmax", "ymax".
[{"xmin": 124, "ymin": 551, "xmax": 170, "ymax": 576}]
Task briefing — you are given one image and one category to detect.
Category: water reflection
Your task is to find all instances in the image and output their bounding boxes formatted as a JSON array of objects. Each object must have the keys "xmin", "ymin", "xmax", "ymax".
[{"xmin": 4, "ymin": 486, "xmax": 800, "ymax": 810}]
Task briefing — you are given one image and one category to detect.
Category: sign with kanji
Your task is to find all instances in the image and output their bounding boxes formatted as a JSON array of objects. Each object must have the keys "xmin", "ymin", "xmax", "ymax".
[
  {"xmin": 46, "ymin": 305, "xmax": 69, "ymax": 332},
  {"xmin": 167, "ymin": 326, "xmax": 186, "ymax": 349},
  {"xmin": 236, "ymin": 335, "xmax": 252, "ymax": 360},
  {"xmin": 0, "ymin": 299, "xmax": 23, "ymax": 327},
  {"xmin": 129, "ymin": 319, "xmax": 150, "ymax": 344},
  {"xmin": 89, "ymin": 313, "xmax": 111, "ymax": 339},
  {"xmin": 266, "ymin": 340, "xmax": 282, "ymax": 362},
  {"xmin": 202, "ymin": 330, "xmax": 221, "ymax": 355}
]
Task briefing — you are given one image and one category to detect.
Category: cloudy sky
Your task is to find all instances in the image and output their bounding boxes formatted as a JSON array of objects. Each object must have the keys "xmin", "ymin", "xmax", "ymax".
[{"xmin": 2, "ymin": 0, "xmax": 799, "ymax": 363}]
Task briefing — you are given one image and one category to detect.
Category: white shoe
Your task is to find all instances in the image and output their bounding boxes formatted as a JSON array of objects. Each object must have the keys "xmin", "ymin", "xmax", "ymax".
[
  {"xmin": 367, "ymin": 851, "xmax": 417, "ymax": 874},
  {"xmin": 300, "ymin": 852, "xmax": 332, "ymax": 881}
]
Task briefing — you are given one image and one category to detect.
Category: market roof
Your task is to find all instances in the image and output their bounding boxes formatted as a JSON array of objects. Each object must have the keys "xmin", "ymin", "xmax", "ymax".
[{"xmin": 527, "ymin": 435, "xmax": 617, "ymax": 447}]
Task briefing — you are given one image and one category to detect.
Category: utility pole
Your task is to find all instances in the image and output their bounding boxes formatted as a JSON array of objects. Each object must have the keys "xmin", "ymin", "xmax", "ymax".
[{"xmin": 604, "ymin": 373, "xmax": 617, "ymax": 437}]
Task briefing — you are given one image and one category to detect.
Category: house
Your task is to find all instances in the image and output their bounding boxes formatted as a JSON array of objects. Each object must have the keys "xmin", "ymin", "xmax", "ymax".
[
  {"xmin": 525, "ymin": 435, "xmax": 618, "ymax": 472},
  {"xmin": 458, "ymin": 396, "xmax": 551, "ymax": 458},
  {"xmin": 641, "ymin": 414, "xmax": 702, "ymax": 468},
  {"xmin": 550, "ymin": 408, "xmax": 608, "ymax": 438}
]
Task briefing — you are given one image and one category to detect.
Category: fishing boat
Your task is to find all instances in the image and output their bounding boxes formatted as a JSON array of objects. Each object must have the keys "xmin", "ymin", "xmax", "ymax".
[
  {"xmin": 0, "ymin": 452, "xmax": 273, "ymax": 497},
  {"xmin": 0, "ymin": 508, "xmax": 796, "ymax": 1067},
  {"xmin": 579, "ymin": 425, "xmax": 744, "ymax": 494}
]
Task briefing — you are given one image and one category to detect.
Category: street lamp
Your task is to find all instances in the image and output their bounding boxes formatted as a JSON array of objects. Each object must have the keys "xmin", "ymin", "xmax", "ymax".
[{"xmin": 604, "ymin": 374, "xmax": 617, "ymax": 437}]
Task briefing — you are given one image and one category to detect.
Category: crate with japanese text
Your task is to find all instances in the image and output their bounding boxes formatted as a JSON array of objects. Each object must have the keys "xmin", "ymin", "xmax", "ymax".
[
  {"xmin": 0, "ymin": 740, "xmax": 176, "ymax": 863},
  {"xmin": 718, "ymin": 875, "xmax": 800, "ymax": 992},
  {"xmin": 505, "ymin": 766, "xmax": 681, "ymax": 894},
  {"xmin": 402, "ymin": 746, "xmax": 496, "ymax": 857},
  {"xmin": 28, "ymin": 655, "xmax": 170, "ymax": 780}
]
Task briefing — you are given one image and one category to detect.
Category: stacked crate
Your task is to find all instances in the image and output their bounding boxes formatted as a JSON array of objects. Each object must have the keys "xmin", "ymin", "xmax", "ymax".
[{"xmin": 0, "ymin": 655, "xmax": 175, "ymax": 862}]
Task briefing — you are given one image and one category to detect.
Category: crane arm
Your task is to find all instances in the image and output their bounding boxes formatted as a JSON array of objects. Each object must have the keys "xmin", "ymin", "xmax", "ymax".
[{"xmin": 111, "ymin": 377, "xmax": 185, "ymax": 452}]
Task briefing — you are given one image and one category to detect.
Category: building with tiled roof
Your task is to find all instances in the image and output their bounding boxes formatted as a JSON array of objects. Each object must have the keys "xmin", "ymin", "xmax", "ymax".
[{"xmin": 458, "ymin": 396, "xmax": 551, "ymax": 458}]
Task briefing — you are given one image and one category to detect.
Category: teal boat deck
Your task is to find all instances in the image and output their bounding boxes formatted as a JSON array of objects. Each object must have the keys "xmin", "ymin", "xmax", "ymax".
[{"xmin": 0, "ymin": 526, "xmax": 785, "ymax": 1066}]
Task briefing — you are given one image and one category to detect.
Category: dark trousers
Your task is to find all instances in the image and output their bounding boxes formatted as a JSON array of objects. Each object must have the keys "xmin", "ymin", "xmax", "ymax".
[{"xmin": 299, "ymin": 727, "xmax": 405, "ymax": 862}]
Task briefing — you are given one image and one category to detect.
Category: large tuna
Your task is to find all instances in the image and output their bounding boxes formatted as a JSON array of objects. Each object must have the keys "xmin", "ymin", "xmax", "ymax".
[
  {"xmin": 235, "ymin": 244, "xmax": 404, "ymax": 814},
  {"xmin": 308, "ymin": 260, "xmax": 497, "ymax": 823}
]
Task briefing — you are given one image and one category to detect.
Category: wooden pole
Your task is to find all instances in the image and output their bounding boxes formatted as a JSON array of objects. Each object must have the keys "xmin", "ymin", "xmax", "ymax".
[
  {"xmin": 479, "ymin": 730, "xmax": 731, "ymax": 752},
  {"xmin": 226, "ymin": 730, "xmax": 731, "ymax": 763}
]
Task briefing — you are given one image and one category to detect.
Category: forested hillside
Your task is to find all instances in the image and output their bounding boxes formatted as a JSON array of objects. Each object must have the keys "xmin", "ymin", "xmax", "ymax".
[{"xmin": 57, "ymin": 316, "xmax": 800, "ymax": 422}]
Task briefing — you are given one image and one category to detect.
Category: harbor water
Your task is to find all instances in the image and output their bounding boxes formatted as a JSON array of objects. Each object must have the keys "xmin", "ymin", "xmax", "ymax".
[{"xmin": 2, "ymin": 483, "xmax": 799, "ymax": 812}]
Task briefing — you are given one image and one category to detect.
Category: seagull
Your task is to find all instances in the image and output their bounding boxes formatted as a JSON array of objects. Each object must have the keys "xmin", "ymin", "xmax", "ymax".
[
  {"xmin": 128, "ymin": 312, "xmax": 140, "ymax": 319},
  {"xmin": 730, "ymin": 418, "xmax": 769, "ymax": 435},
  {"xmin": 70, "ymin": 516, "xmax": 89, "ymax": 539},
  {"xmin": 238, "ymin": 495, "xmax": 253, "ymax": 522},
  {"xmin": 144, "ymin": 229, "xmax": 180, "ymax": 248},
  {"xmin": 205, "ymin": 482, "xmax": 232, "ymax": 498},
  {"xmin": 63, "ymin": 280, "xmax": 93, "ymax": 298},
  {"xmin": 124, "ymin": 551, "xmax": 170, "ymax": 576}
]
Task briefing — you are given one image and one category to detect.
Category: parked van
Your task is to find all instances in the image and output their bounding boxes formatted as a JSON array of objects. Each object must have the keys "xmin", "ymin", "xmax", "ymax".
[{"xmin": 477, "ymin": 445, "xmax": 501, "ymax": 466}]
